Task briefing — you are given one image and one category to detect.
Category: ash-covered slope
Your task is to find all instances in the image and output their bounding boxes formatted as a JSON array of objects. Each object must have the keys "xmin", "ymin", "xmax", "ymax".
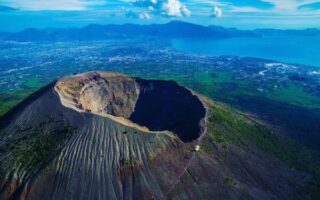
[
  {"xmin": 0, "ymin": 72, "xmax": 206, "ymax": 200},
  {"xmin": 0, "ymin": 72, "xmax": 314, "ymax": 200}
]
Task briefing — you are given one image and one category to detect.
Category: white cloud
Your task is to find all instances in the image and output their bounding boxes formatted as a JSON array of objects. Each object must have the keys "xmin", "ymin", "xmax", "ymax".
[
  {"xmin": 139, "ymin": 12, "xmax": 151, "ymax": 19},
  {"xmin": 181, "ymin": 4, "xmax": 191, "ymax": 16},
  {"xmin": 124, "ymin": 8, "xmax": 151, "ymax": 19},
  {"xmin": 1, "ymin": 0, "xmax": 105, "ymax": 11},
  {"xmin": 243, "ymin": 0, "xmax": 319, "ymax": 12},
  {"xmin": 132, "ymin": 0, "xmax": 190, "ymax": 17},
  {"xmin": 162, "ymin": 0, "xmax": 191, "ymax": 17},
  {"xmin": 264, "ymin": 0, "xmax": 306, "ymax": 10},
  {"xmin": 212, "ymin": 6, "xmax": 222, "ymax": 17},
  {"xmin": 229, "ymin": 6, "xmax": 266, "ymax": 13}
]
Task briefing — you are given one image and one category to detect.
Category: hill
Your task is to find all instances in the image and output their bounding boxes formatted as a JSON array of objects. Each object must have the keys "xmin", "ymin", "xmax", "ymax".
[{"xmin": 0, "ymin": 71, "xmax": 319, "ymax": 199}]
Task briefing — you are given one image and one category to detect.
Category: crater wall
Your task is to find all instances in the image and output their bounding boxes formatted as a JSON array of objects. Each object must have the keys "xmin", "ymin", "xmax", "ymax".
[{"xmin": 55, "ymin": 71, "xmax": 206, "ymax": 142}]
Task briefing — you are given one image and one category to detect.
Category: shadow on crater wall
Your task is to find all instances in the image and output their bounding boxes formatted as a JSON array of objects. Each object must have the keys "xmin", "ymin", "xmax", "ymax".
[{"xmin": 130, "ymin": 79, "xmax": 206, "ymax": 143}]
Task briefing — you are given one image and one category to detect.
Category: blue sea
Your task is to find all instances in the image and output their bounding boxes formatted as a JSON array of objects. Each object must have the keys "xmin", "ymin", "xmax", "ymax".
[{"xmin": 172, "ymin": 36, "xmax": 320, "ymax": 67}]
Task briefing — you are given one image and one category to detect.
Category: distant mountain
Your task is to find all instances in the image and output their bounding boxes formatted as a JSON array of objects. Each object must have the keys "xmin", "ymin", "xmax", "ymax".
[
  {"xmin": 0, "ymin": 5, "xmax": 17, "ymax": 11},
  {"xmin": 3, "ymin": 21, "xmax": 319, "ymax": 42},
  {"xmin": 4, "ymin": 21, "xmax": 231, "ymax": 42},
  {"xmin": 0, "ymin": 32, "xmax": 11, "ymax": 39},
  {"xmin": 208, "ymin": 25, "xmax": 260, "ymax": 37},
  {"xmin": 254, "ymin": 28, "xmax": 320, "ymax": 36},
  {"xmin": 4, "ymin": 21, "xmax": 263, "ymax": 42},
  {"xmin": 4, "ymin": 27, "xmax": 81, "ymax": 42},
  {"xmin": 208, "ymin": 26, "xmax": 320, "ymax": 37}
]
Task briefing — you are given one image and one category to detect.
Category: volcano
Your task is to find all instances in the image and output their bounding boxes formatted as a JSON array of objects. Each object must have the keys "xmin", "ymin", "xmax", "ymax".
[{"xmin": 0, "ymin": 72, "xmax": 313, "ymax": 200}]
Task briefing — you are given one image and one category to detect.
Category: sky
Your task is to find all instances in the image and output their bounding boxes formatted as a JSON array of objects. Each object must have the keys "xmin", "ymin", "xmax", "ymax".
[{"xmin": 0, "ymin": 0, "xmax": 319, "ymax": 32}]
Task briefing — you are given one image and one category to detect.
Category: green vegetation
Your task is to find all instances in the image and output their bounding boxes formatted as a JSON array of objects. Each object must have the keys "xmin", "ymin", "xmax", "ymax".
[
  {"xmin": 211, "ymin": 71, "xmax": 233, "ymax": 85},
  {"xmin": 192, "ymin": 72, "xmax": 214, "ymax": 94},
  {"xmin": 203, "ymin": 98, "xmax": 320, "ymax": 198},
  {"xmin": 1, "ymin": 121, "xmax": 76, "ymax": 177},
  {"xmin": 266, "ymin": 82, "xmax": 320, "ymax": 109},
  {"xmin": 206, "ymin": 98, "xmax": 320, "ymax": 171},
  {"xmin": 25, "ymin": 77, "xmax": 44, "ymax": 89},
  {"xmin": 0, "ymin": 77, "xmax": 44, "ymax": 117},
  {"xmin": 183, "ymin": 69, "xmax": 320, "ymax": 110},
  {"xmin": 0, "ymin": 90, "xmax": 35, "ymax": 116}
]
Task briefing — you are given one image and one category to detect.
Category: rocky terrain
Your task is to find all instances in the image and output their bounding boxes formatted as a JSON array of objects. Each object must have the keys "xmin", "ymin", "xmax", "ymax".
[{"xmin": 0, "ymin": 72, "xmax": 316, "ymax": 200}]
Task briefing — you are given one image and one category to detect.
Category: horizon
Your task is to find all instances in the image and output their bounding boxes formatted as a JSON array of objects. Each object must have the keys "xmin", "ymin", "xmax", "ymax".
[
  {"xmin": 1, "ymin": 20, "xmax": 320, "ymax": 33},
  {"xmin": 1, "ymin": 0, "xmax": 320, "ymax": 32}
]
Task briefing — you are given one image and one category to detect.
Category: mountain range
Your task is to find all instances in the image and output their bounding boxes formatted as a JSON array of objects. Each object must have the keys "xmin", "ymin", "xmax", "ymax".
[{"xmin": 2, "ymin": 21, "xmax": 320, "ymax": 42}]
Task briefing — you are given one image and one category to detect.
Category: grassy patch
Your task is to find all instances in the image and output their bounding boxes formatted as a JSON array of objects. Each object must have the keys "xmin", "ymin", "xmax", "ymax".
[
  {"xmin": 194, "ymin": 72, "xmax": 214, "ymax": 86},
  {"xmin": 25, "ymin": 77, "xmax": 44, "ymax": 89},
  {"xmin": 1, "ymin": 121, "xmax": 76, "ymax": 176},
  {"xmin": 265, "ymin": 82, "xmax": 320, "ymax": 109},
  {"xmin": 0, "ymin": 90, "xmax": 35, "ymax": 117},
  {"xmin": 211, "ymin": 71, "xmax": 233, "ymax": 84},
  {"xmin": 203, "ymin": 98, "xmax": 320, "ymax": 198}
]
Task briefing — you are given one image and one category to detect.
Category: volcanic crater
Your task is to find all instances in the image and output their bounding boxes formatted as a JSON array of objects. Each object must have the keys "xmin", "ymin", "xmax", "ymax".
[{"xmin": 55, "ymin": 71, "xmax": 206, "ymax": 142}]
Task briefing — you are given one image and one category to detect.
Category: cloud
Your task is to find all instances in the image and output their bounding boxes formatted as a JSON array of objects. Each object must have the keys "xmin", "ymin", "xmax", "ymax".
[
  {"xmin": 132, "ymin": 0, "xmax": 190, "ymax": 17},
  {"xmin": 0, "ymin": 0, "xmax": 105, "ymax": 11},
  {"xmin": 1, "ymin": 0, "xmax": 319, "ymax": 29},
  {"xmin": 229, "ymin": 6, "xmax": 268, "ymax": 13},
  {"xmin": 162, "ymin": 0, "xmax": 191, "ymax": 17},
  {"xmin": 0, "ymin": 5, "xmax": 17, "ymax": 11},
  {"xmin": 124, "ymin": 9, "xmax": 151, "ymax": 19},
  {"xmin": 139, "ymin": 12, "xmax": 151, "ymax": 19},
  {"xmin": 211, "ymin": 6, "xmax": 222, "ymax": 17},
  {"xmin": 221, "ymin": 0, "xmax": 275, "ymax": 9},
  {"xmin": 261, "ymin": 0, "xmax": 320, "ymax": 11},
  {"xmin": 298, "ymin": 2, "xmax": 320, "ymax": 10}
]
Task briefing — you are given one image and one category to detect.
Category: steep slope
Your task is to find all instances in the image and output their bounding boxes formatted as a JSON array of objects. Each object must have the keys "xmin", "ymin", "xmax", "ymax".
[
  {"xmin": 0, "ymin": 72, "xmax": 206, "ymax": 200},
  {"xmin": 0, "ymin": 72, "xmax": 316, "ymax": 200},
  {"xmin": 167, "ymin": 98, "xmax": 317, "ymax": 200}
]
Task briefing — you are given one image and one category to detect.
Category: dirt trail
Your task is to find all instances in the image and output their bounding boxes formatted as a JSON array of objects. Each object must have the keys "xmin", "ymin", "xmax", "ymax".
[{"xmin": 164, "ymin": 100, "xmax": 209, "ymax": 196}]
